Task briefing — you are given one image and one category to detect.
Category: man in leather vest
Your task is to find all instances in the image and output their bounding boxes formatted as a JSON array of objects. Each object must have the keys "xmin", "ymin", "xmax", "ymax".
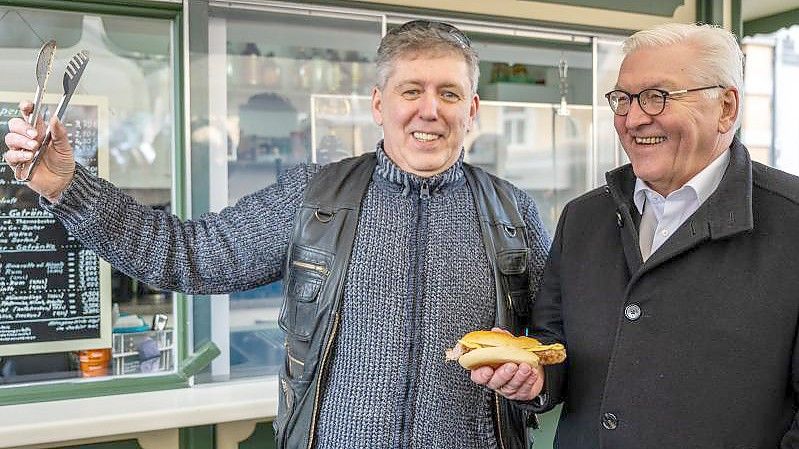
[
  {"xmin": 5, "ymin": 20, "xmax": 550, "ymax": 449},
  {"xmin": 473, "ymin": 23, "xmax": 799, "ymax": 449}
]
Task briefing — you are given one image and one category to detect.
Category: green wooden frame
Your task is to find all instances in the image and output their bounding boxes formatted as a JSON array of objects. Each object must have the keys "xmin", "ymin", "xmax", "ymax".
[
  {"xmin": 180, "ymin": 426, "xmax": 215, "ymax": 449},
  {"xmin": 305, "ymin": 0, "xmax": 632, "ymax": 36},
  {"xmin": 731, "ymin": 0, "xmax": 742, "ymax": 40},
  {"xmin": 520, "ymin": 0, "xmax": 685, "ymax": 17},
  {"xmin": 696, "ymin": 0, "xmax": 723, "ymax": 27},
  {"xmin": 745, "ymin": 8, "xmax": 799, "ymax": 36},
  {"xmin": 695, "ymin": 0, "xmax": 743, "ymax": 40},
  {"xmin": 0, "ymin": 0, "xmax": 179, "ymax": 18},
  {"xmin": 0, "ymin": 0, "xmax": 211, "ymax": 406},
  {"xmin": 63, "ymin": 440, "xmax": 143, "ymax": 449}
]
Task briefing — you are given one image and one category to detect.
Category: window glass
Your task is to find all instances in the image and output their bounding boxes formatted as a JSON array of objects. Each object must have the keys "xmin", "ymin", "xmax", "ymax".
[
  {"xmin": 595, "ymin": 39, "xmax": 627, "ymax": 185},
  {"xmin": 468, "ymin": 102, "xmax": 592, "ymax": 233},
  {"xmin": 199, "ymin": 6, "xmax": 625, "ymax": 381},
  {"xmin": 0, "ymin": 7, "xmax": 176, "ymax": 385},
  {"xmin": 741, "ymin": 28, "xmax": 795, "ymax": 171},
  {"xmin": 206, "ymin": 5, "xmax": 382, "ymax": 379},
  {"xmin": 469, "ymin": 33, "xmax": 595, "ymax": 232}
]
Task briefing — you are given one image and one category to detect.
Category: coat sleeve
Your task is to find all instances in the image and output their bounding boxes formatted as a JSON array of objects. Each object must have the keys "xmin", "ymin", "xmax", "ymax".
[
  {"xmin": 780, "ymin": 327, "xmax": 799, "ymax": 447},
  {"xmin": 524, "ymin": 200, "xmax": 570, "ymax": 413},
  {"xmin": 41, "ymin": 163, "xmax": 315, "ymax": 295}
]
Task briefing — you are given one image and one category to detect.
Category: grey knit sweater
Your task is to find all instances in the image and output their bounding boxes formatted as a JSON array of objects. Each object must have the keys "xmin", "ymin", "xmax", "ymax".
[{"xmin": 43, "ymin": 142, "xmax": 550, "ymax": 449}]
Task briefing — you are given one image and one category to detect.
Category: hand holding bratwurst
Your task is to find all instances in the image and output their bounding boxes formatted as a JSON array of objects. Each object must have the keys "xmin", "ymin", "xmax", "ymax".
[{"xmin": 445, "ymin": 330, "xmax": 566, "ymax": 370}]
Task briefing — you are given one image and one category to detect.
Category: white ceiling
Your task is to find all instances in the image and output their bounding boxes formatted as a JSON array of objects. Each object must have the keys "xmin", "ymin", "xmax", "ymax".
[{"xmin": 742, "ymin": 0, "xmax": 799, "ymax": 21}]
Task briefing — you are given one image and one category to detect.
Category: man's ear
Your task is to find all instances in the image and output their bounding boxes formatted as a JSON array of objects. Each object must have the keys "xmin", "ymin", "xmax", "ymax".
[
  {"xmin": 371, "ymin": 86, "xmax": 383, "ymax": 126},
  {"xmin": 718, "ymin": 87, "xmax": 739, "ymax": 134},
  {"xmin": 468, "ymin": 93, "xmax": 480, "ymax": 129}
]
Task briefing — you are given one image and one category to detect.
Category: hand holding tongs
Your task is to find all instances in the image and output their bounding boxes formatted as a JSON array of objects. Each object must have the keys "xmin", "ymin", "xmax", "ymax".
[{"xmin": 23, "ymin": 49, "xmax": 90, "ymax": 182}]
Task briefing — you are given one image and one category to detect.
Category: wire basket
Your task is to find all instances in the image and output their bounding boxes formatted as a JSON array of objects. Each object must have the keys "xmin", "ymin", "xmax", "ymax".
[{"xmin": 111, "ymin": 329, "xmax": 174, "ymax": 375}]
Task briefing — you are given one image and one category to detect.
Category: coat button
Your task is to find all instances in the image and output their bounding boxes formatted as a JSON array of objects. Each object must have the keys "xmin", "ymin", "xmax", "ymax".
[
  {"xmin": 624, "ymin": 304, "xmax": 641, "ymax": 321},
  {"xmin": 602, "ymin": 412, "xmax": 618, "ymax": 430}
]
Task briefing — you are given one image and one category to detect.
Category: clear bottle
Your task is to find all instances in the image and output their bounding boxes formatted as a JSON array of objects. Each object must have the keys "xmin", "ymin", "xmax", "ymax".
[
  {"xmin": 262, "ymin": 51, "xmax": 282, "ymax": 88},
  {"xmin": 296, "ymin": 48, "xmax": 313, "ymax": 90},
  {"xmin": 241, "ymin": 42, "xmax": 262, "ymax": 86},
  {"xmin": 325, "ymin": 49, "xmax": 342, "ymax": 92},
  {"xmin": 310, "ymin": 48, "xmax": 328, "ymax": 92}
]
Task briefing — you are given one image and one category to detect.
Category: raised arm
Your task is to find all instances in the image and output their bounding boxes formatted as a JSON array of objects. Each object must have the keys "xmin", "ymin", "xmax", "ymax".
[{"xmin": 4, "ymin": 102, "xmax": 314, "ymax": 294}]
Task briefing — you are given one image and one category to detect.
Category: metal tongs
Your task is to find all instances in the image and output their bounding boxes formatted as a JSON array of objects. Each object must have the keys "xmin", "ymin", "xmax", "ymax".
[
  {"xmin": 23, "ymin": 49, "xmax": 90, "ymax": 182},
  {"xmin": 28, "ymin": 40, "xmax": 56, "ymax": 127}
]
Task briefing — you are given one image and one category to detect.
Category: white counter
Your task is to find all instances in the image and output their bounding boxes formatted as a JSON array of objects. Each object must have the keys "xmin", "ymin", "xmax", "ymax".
[{"xmin": 0, "ymin": 377, "xmax": 278, "ymax": 449}]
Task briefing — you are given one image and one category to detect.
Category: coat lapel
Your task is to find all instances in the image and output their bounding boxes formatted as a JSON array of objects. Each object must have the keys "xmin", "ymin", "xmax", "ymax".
[
  {"xmin": 605, "ymin": 165, "xmax": 643, "ymax": 276},
  {"xmin": 606, "ymin": 137, "xmax": 754, "ymax": 283}
]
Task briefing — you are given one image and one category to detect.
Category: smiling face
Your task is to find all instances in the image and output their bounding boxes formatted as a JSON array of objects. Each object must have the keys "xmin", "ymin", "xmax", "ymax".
[
  {"xmin": 371, "ymin": 51, "xmax": 479, "ymax": 177},
  {"xmin": 614, "ymin": 43, "xmax": 738, "ymax": 196}
]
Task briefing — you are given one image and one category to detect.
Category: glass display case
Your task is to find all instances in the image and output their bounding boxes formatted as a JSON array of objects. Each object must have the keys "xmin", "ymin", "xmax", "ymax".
[
  {"xmin": 0, "ymin": 5, "xmax": 179, "ymax": 390},
  {"xmin": 210, "ymin": 7, "xmax": 383, "ymax": 202},
  {"xmin": 0, "ymin": 0, "xmax": 754, "ymax": 446},
  {"xmin": 0, "ymin": 0, "xmax": 626, "ymax": 389},
  {"xmin": 0, "ymin": 6, "xmax": 628, "ymax": 448},
  {"xmin": 203, "ymin": 3, "xmax": 384, "ymax": 380},
  {"xmin": 198, "ymin": 2, "xmax": 626, "ymax": 383}
]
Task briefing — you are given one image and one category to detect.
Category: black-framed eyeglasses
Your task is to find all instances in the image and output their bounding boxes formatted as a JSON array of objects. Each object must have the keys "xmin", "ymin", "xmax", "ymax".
[
  {"xmin": 391, "ymin": 20, "xmax": 471, "ymax": 49},
  {"xmin": 604, "ymin": 85, "xmax": 725, "ymax": 116}
]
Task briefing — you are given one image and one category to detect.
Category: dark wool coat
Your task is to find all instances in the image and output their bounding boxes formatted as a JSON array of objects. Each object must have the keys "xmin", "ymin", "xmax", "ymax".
[{"xmin": 532, "ymin": 138, "xmax": 799, "ymax": 448}]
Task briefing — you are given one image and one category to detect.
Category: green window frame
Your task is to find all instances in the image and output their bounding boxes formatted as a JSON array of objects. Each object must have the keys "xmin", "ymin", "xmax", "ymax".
[{"xmin": 0, "ymin": 0, "xmax": 218, "ymax": 406}]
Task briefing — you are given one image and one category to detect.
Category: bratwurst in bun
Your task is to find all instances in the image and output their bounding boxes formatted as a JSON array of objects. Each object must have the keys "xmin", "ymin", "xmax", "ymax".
[{"xmin": 445, "ymin": 330, "xmax": 566, "ymax": 370}]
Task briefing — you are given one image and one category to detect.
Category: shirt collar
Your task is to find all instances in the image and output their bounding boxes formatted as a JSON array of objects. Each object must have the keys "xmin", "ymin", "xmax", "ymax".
[
  {"xmin": 373, "ymin": 139, "xmax": 464, "ymax": 196},
  {"xmin": 633, "ymin": 149, "xmax": 730, "ymax": 214}
]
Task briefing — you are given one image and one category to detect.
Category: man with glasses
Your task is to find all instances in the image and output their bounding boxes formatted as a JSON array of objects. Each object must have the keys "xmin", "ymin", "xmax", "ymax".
[
  {"xmin": 4, "ymin": 20, "xmax": 550, "ymax": 449},
  {"xmin": 473, "ymin": 23, "xmax": 799, "ymax": 448}
]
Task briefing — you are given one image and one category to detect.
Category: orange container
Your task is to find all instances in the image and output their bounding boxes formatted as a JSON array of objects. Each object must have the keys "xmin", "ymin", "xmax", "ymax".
[{"xmin": 78, "ymin": 348, "xmax": 111, "ymax": 377}]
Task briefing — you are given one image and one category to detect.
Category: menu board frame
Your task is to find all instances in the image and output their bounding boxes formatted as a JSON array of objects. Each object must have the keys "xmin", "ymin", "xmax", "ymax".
[{"xmin": 0, "ymin": 90, "xmax": 111, "ymax": 356}]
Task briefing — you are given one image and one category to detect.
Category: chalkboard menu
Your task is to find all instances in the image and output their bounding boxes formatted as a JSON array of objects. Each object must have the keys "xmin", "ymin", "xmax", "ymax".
[{"xmin": 0, "ymin": 91, "xmax": 110, "ymax": 356}]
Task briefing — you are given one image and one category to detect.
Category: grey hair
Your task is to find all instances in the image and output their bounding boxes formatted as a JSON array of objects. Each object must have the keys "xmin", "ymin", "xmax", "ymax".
[
  {"xmin": 623, "ymin": 23, "xmax": 744, "ymax": 131},
  {"xmin": 375, "ymin": 21, "xmax": 480, "ymax": 94}
]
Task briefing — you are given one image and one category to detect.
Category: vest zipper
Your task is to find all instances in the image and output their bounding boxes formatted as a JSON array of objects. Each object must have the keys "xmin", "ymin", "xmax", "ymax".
[
  {"xmin": 279, "ymin": 377, "xmax": 292, "ymax": 448},
  {"xmin": 281, "ymin": 377, "xmax": 292, "ymax": 411},
  {"xmin": 292, "ymin": 260, "xmax": 330, "ymax": 276},
  {"xmin": 286, "ymin": 345, "xmax": 305, "ymax": 377},
  {"xmin": 494, "ymin": 393, "xmax": 507, "ymax": 449},
  {"xmin": 420, "ymin": 180, "xmax": 430, "ymax": 199},
  {"xmin": 307, "ymin": 311, "xmax": 341, "ymax": 449},
  {"xmin": 287, "ymin": 351, "xmax": 305, "ymax": 367}
]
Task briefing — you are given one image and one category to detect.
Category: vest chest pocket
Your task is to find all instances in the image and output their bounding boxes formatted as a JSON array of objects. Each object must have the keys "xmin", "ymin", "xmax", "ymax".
[
  {"xmin": 279, "ymin": 247, "xmax": 331, "ymax": 342},
  {"xmin": 497, "ymin": 248, "xmax": 531, "ymax": 318}
]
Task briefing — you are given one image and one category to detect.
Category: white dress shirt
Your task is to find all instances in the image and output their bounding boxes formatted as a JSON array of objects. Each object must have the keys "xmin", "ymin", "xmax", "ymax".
[{"xmin": 633, "ymin": 150, "xmax": 731, "ymax": 255}]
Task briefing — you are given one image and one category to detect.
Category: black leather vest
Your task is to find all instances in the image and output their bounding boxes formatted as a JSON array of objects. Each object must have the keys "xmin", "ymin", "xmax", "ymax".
[{"xmin": 274, "ymin": 153, "xmax": 534, "ymax": 449}]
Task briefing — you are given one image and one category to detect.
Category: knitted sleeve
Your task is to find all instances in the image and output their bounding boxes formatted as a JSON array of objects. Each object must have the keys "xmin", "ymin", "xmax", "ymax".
[
  {"xmin": 41, "ymin": 163, "xmax": 318, "ymax": 294},
  {"xmin": 512, "ymin": 188, "xmax": 552, "ymax": 302}
]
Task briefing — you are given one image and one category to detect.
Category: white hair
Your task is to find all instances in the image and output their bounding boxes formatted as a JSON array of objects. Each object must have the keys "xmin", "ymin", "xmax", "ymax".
[{"xmin": 623, "ymin": 23, "xmax": 744, "ymax": 131}]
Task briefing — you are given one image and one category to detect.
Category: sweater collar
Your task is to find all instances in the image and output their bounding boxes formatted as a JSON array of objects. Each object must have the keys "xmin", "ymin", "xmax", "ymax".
[{"xmin": 373, "ymin": 140, "xmax": 465, "ymax": 196}]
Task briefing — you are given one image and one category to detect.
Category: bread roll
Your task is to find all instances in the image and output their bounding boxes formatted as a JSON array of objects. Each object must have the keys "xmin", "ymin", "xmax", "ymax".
[
  {"xmin": 445, "ymin": 329, "xmax": 566, "ymax": 370},
  {"xmin": 457, "ymin": 346, "xmax": 541, "ymax": 370}
]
